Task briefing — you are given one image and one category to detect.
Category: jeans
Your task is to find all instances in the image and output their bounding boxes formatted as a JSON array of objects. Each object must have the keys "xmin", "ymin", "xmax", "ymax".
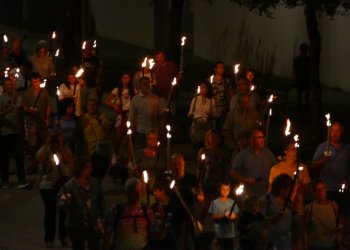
[
  {"xmin": 39, "ymin": 189, "xmax": 67, "ymax": 243},
  {"xmin": 0, "ymin": 134, "xmax": 25, "ymax": 183}
]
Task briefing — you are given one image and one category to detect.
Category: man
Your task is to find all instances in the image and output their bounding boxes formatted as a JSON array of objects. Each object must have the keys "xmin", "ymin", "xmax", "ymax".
[
  {"xmin": 103, "ymin": 178, "xmax": 152, "ymax": 250},
  {"xmin": 208, "ymin": 61, "xmax": 232, "ymax": 129},
  {"xmin": 312, "ymin": 122, "xmax": 350, "ymax": 201},
  {"xmin": 0, "ymin": 78, "xmax": 29, "ymax": 188},
  {"xmin": 129, "ymin": 77, "xmax": 161, "ymax": 149},
  {"xmin": 22, "ymin": 72, "xmax": 50, "ymax": 173},
  {"xmin": 293, "ymin": 43, "xmax": 310, "ymax": 108},
  {"xmin": 230, "ymin": 128, "xmax": 276, "ymax": 196},
  {"xmin": 152, "ymin": 50, "xmax": 177, "ymax": 108},
  {"xmin": 223, "ymin": 93, "xmax": 259, "ymax": 147},
  {"xmin": 229, "ymin": 78, "xmax": 261, "ymax": 112}
]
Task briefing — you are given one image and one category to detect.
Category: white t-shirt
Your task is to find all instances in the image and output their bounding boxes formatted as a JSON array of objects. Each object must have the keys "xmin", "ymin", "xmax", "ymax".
[{"xmin": 111, "ymin": 87, "xmax": 131, "ymax": 111}]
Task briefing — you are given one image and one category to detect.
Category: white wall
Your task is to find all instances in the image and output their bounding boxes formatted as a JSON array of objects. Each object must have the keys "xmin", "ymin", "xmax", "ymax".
[{"xmin": 89, "ymin": 0, "xmax": 154, "ymax": 49}]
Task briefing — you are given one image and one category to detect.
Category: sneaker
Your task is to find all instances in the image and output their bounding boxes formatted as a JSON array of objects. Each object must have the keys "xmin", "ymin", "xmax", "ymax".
[{"xmin": 18, "ymin": 182, "xmax": 31, "ymax": 189}]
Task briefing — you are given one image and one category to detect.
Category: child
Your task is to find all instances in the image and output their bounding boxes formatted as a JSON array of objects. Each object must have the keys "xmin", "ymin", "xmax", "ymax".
[{"xmin": 208, "ymin": 181, "xmax": 238, "ymax": 250}]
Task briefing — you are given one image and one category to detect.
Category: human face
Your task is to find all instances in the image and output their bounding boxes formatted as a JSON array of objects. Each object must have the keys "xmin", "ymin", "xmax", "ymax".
[
  {"xmin": 140, "ymin": 79, "xmax": 151, "ymax": 95},
  {"xmin": 314, "ymin": 182, "xmax": 327, "ymax": 201},
  {"xmin": 121, "ymin": 74, "xmax": 130, "ymax": 87},
  {"xmin": 200, "ymin": 83, "xmax": 207, "ymax": 97},
  {"xmin": 219, "ymin": 184, "xmax": 231, "ymax": 199},
  {"xmin": 152, "ymin": 188, "xmax": 164, "ymax": 201},
  {"xmin": 284, "ymin": 143, "xmax": 297, "ymax": 161},
  {"xmin": 37, "ymin": 48, "xmax": 47, "ymax": 57},
  {"xmin": 155, "ymin": 52, "xmax": 165, "ymax": 64},
  {"xmin": 146, "ymin": 133, "xmax": 159, "ymax": 149},
  {"xmin": 65, "ymin": 105, "xmax": 74, "ymax": 115},
  {"xmin": 3, "ymin": 80, "xmax": 14, "ymax": 94},
  {"xmin": 237, "ymin": 79, "xmax": 249, "ymax": 93},
  {"xmin": 30, "ymin": 77, "xmax": 41, "ymax": 90},
  {"xmin": 246, "ymin": 71, "xmax": 254, "ymax": 82},
  {"xmin": 214, "ymin": 63, "xmax": 225, "ymax": 76},
  {"xmin": 330, "ymin": 124, "xmax": 343, "ymax": 143},
  {"xmin": 238, "ymin": 95, "xmax": 250, "ymax": 110},
  {"xmin": 250, "ymin": 130, "xmax": 265, "ymax": 150},
  {"xmin": 67, "ymin": 74, "xmax": 75, "ymax": 85},
  {"xmin": 81, "ymin": 161, "xmax": 92, "ymax": 178},
  {"xmin": 173, "ymin": 156, "xmax": 185, "ymax": 177},
  {"xmin": 251, "ymin": 200, "xmax": 261, "ymax": 215},
  {"xmin": 87, "ymin": 100, "xmax": 97, "ymax": 114}
]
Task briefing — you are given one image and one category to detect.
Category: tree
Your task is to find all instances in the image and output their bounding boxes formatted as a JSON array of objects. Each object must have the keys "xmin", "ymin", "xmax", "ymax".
[{"xmin": 229, "ymin": 0, "xmax": 350, "ymax": 139}]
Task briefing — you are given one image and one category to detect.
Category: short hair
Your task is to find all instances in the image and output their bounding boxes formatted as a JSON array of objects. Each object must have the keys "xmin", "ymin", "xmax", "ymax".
[
  {"xmin": 124, "ymin": 178, "xmax": 141, "ymax": 193},
  {"xmin": 72, "ymin": 155, "xmax": 91, "ymax": 178},
  {"xmin": 214, "ymin": 61, "xmax": 225, "ymax": 68},
  {"xmin": 270, "ymin": 174, "xmax": 292, "ymax": 196},
  {"xmin": 218, "ymin": 180, "xmax": 231, "ymax": 188},
  {"xmin": 29, "ymin": 72, "xmax": 41, "ymax": 80},
  {"xmin": 249, "ymin": 128, "xmax": 264, "ymax": 139},
  {"xmin": 152, "ymin": 177, "xmax": 172, "ymax": 196},
  {"xmin": 59, "ymin": 97, "xmax": 76, "ymax": 115},
  {"xmin": 311, "ymin": 179, "xmax": 327, "ymax": 192}
]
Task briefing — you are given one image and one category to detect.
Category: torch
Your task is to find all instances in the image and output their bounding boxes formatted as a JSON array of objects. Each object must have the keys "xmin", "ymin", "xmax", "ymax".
[
  {"xmin": 73, "ymin": 68, "xmax": 84, "ymax": 95},
  {"xmin": 179, "ymin": 36, "xmax": 186, "ymax": 73},
  {"xmin": 336, "ymin": 183, "xmax": 345, "ymax": 228},
  {"xmin": 81, "ymin": 41, "xmax": 87, "ymax": 65},
  {"xmin": 49, "ymin": 31, "xmax": 56, "ymax": 55},
  {"xmin": 143, "ymin": 170, "xmax": 150, "ymax": 207},
  {"xmin": 3, "ymin": 34, "xmax": 8, "ymax": 44},
  {"xmin": 53, "ymin": 49, "xmax": 60, "ymax": 68},
  {"xmin": 261, "ymin": 94, "xmax": 276, "ymax": 117},
  {"xmin": 166, "ymin": 125, "xmax": 171, "ymax": 169},
  {"xmin": 210, "ymin": 75, "xmax": 214, "ymax": 84},
  {"xmin": 166, "ymin": 77, "xmax": 177, "ymax": 110},
  {"xmin": 141, "ymin": 57, "xmax": 148, "ymax": 77},
  {"xmin": 234, "ymin": 64, "xmax": 240, "ymax": 85},
  {"xmin": 265, "ymin": 108, "xmax": 272, "ymax": 147},
  {"xmin": 228, "ymin": 184, "xmax": 244, "ymax": 217},
  {"xmin": 149, "ymin": 58, "xmax": 155, "ymax": 83},
  {"xmin": 33, "ymin": 79, "xmax": 47, "ymax": 108},
  {"xmin": 324, "ymin": 113, "xmax": 332, "ymax": 156},
  {"xmin": 127, "ymin": 121, "xmax": 137, "ymax": 171},
  {"xmin": 56, "ymin": 86, "xmax": 61, "ymax": 125}
]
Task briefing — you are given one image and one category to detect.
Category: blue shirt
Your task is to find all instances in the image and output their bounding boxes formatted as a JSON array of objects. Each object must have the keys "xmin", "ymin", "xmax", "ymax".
[
  {"xmin": 232, "ymin": 146, "xmax": 276, "ymax": 196},
  {"xmin": 208, "ymin": 198, "xmax": 238, "ymax": 238},
  {"xmin": 312, "ymin": 142, "xmax": 350, "ymax": 191}
]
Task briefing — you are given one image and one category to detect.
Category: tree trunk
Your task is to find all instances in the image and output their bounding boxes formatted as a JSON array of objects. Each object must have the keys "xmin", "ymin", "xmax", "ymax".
[
  {"xmin": 305, "ymin": 1, "xmax": 323, "ymax": 142},
  {"xmin": 168, "ymin": 0, "xmax": 185, "ymax": 64}
]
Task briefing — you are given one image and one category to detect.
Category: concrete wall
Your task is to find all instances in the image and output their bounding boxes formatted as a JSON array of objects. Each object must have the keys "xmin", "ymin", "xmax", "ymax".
[{"xmin": 89, "ymin": 0, "xmax": 154, "ymax": 49}]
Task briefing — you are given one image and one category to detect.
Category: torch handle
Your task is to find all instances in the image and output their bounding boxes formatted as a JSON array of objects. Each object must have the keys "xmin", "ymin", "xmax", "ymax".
[
  {"xmin": 228, "ymin": 201, "xmax": 237, "ymax": 217},
  {"xmin": 33, "ymin": 89, "xmax": 42, "ymax": 108}
]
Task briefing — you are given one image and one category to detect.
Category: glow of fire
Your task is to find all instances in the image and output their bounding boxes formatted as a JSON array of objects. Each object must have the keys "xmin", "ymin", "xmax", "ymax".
[
  {"xmin": 234, "ymin": 64, "xmax": 240, "ymax": 74},
  {"xmin": 157, "ymin": 141, "xmax": 160, "ymax": 147},
  {"xmin": 201, "ymin": 153, "xmax": 206, "ymax": 161},
  {"xmin": 52, "ymin": 31, "xmax": 56, "ymax": 39},
  {"xmin": 141, "ymin": 57, "xmax": 148, "ymax": 68},
  {"xmin": 167, "ymin": 132, "xmax": 171, "ymax": 139},
  {"xmin": 40, "ymin": 79, "xmax": 47, "ymax": 88},
  {"xmin": 181, "ymin": 36, "xmax": 186, "ymax": 46},
  {"xmin": 285, "ymin": 119, "xmax": 291, "ymax": 136},
  {"xmin": 268, "ymin": 94, "xmax": 275, "ymax": 103},
  {"xmin": 53, "ymin": 154, "xmax": 59, "ymax": 165},
  {"xmin": 250, "ymin": 85, "xmax": 255, "ymax": 92},
  {"xmin": 325, "ymin": 113, "xmax": 331, "ymax": 127},
  {"xmin": 143, "ymin": 171, "xmax": 148, "ymax": 184},
  {"xmin": 294, "ymin": 134, "xmax": 299, "ymax": 148},
  {"xmin": 166, "ymin": 125, "xmax": 171, "ymax": 132},
  {"xmin": 197, "ymin": 86, "xmax": 200, "ymax": 94},
  {"xmin": 210, "ymin": 75, "xmax": 214, "ymax": 84},
  {"xmin": 3, "ymin": 34, "xmax": 8, "ymax": 43},
  {"xmin": 93, "ymin": 40, "xmax": 97, "ymax": 48},
  {"xmin": 15, "ymin": 68, "xmax": 20, "ymax": 78},
  {"xmin": 126, "ymin": 121, "xmax": 131, "ymax": 128},
  {"xmin": 298, "ymin": 166, "xmax": 304, "ymax": 171},
  {"xmin": 171, "ymin": 77, "xmax": 177, "ymax": 86},
  {"xmin": 75, "ymin": 68, "xmax": 84, "ymax": 78},
  {"xmin": 56, "ymin": 86, "xmax": 60, "ymax": 96},
  {"xmin": 170, "ymin": 180, "xmax": 176, "ymax": 189},
  {"xmin": 82, "ymin": 41, "xmax": 86, "ymax": 50},
  {"xmin": 269, "ymin": 108, "xmax": 272, "ymax": 116},
  {"xmin": 127, "ymin": 129, "xmax": 132, "ymax": 135},
  {"xmin": 55, "ymin": 49, "xmax": 60, "ymax": 57},
  {"xmin": 4, "ymin": 68, "xmax": 9, "ymax": 78},
  {"xmin": 235, "ymin": 184, "xmax": 244, "ymax": 196},
  {"xmin": 149, "ymin": 58, "xmax": 155, "ymax": 70}
]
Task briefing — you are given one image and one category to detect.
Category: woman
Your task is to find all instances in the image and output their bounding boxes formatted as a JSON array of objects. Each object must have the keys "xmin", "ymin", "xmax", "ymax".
[
  {"xmin": 36, "ymin": 132, "xmax": 72, "ymax": 248},
  {"xmin": 188, "ymin": 82, "xmax": 215, "ymax": 155},
  {"xmin": 58, "ymin": 73, "xmax": 83, "ymax": 116},
  {"xmin": 54, "ymin": 97, "xmax": 81, "ymax": 153},
  {"xmin": 58, "ymin": 156, "xmax": 104, "ymax": 250},
  {"xmin": 103, "ymin": 72, "xmax": 135, "ymax": 163},
  {"xmin": 29, "ymin": 40, "xmax": 54, "ymax": 80},
  {"xmin": 132, "ymin": 57, "xmax": 157, "ymax": 93},
  {"xmin": 80, "ymin": 99, "xmax": 111, "ymax": 180}
]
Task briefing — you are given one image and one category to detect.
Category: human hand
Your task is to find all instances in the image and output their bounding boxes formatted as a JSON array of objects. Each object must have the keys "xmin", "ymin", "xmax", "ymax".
[{"xmin": 224, "ymin": 210, "xmax": 236, "ymax": 220}]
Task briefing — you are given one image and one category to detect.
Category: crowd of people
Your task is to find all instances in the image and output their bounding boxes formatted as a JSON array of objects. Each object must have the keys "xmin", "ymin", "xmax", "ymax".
[{"xmin": 0, "ymin": 34, "xmax": 350, "ymax": 250}]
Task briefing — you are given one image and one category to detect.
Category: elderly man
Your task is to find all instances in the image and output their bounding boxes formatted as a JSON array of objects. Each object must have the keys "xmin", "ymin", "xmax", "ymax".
[
  {"xmin": 312, "ymin": 122, "xmax": 350, "ymax": 201},
  {"xmin": 230, "ymin": 128, "xmax": 276, "ymax": 196}
]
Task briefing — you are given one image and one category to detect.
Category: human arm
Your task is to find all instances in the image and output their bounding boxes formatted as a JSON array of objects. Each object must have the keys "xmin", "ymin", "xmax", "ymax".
[
  {"xmin": 103, "ymin": 88, "xmax": 121, "ymax": 111},
  {"xmin": 311, "ymin": 144, "xmax": 330, "ymax": 170}
]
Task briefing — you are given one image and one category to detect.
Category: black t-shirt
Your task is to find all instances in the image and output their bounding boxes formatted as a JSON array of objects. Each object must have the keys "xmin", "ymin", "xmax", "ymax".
[
  {"xmin": 176, "ymin": 173, "xmax": 197, "ymax": 207},
  {"xmin": 82, "ymin": 56, "xmax": 100, "ymax": 88}
]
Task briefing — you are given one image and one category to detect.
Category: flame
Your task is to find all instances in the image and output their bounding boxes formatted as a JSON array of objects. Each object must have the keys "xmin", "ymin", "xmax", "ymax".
[
  {"xmin": 166, "ymin": 125, "xmax": 171, "ymax": 132},
  {"xmin": 55, "ymin": 49, "xmax": 60, "ymax": 57},
  {"xmin": 93, "ymin": 40, "xmax": 97, "ymax": 48},
  {"xmin": 157, "ymin": 141, "xmax": 160, "ymax": 147},
  {"xmin": 325, "ymin": 113, "xmax": 331, "ymax": 127},
  {"xmin": 210, "ymin": 75, "xmax": 214, "ymax": 84},
  {"xmin": 149, "ymin": 58, "xmax": 155, "ymax": 70},
  {"xmin": 14, "ymin": 68, "xmax": 20, "ymax": 78},
  {"xmin": 342, "ymin": 183, "xmax": 346, "ymax": 191},
  {"xmin": 52, "ymin": 31, "xmax": 56, "ymax": 39},
  {"xmin": 197, "ymin": 86, "xmax": 200, "ymax": 94},
  {"xmin": 298, "ymin": 166, "xmax": 304, "ymax": 171},
  {"xmin": 201, "ymin": 153, "xmax": 206, "ymax": 161},
  {"xmin": 40, "ymin": 79, "xmax": 47, "ymax": 88},
  {"xmin": 285, "ymin": 119, "xmax": 291, "ymax": 136},
  {"xmin": 82, "ymin": 41, "xmax": 86, "ymax": 50},
  {"xmin": 171, "ymin": 77, "xmax": 177, "ymax": 86},
  {"xmin": 53, "ymin": 154, "xmax": 59, "ymax": 165},
  {"xmin": 75, "ymin": 68, "xmax": 84, "ymax": 78},
  {"xmin": 56, "ymin": 86, "xmax": 60, "ymax": 96},
  {"xmin": 294, "ymin": 134, "xmax": 299, "ymax": 148},
  {"xmin": 250, "ymin": 85, "xmax": 255, "ymax": 91},
  {"xmin": 181, "ymin": 36, "xmax": 186, "ymax": 46},
  {"xmin": 170, "ymin": 180, "xmax": 176, "ymax": 189},
  {"xmin": 235, "ymin": 184, "xmax": 244, "ymax": 196},
  {"xmin": 268, "ymin": 94, "xmax": 275, "ymax": 103},
  {"xmin": 142, "ymin": 57, "xmax": 148, "ymax": 68},
  {"xmin": 126, "ymin": 121, "xmax": 131, "ymax": 128},
  {"xmin": 3, "ymin": 34, "xmax": 8, "ymax": 43},
  {"xmin": 143, "ymin": 171, "xmax": 148, "ymax": 184},
  {"xmin": 127, "ymin": 129, "xmax": 132, "ymax": 135},
  {"xmin": 234, "ymin": 64, "xmax": 240, "ymax": 74},
  {"xmin": 269, "ymin": 108, "xmax": 272, "ymax": 116},
  {"xmin": 167, "ymin": 132, "xmax": 171, "ymax": 139}
]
